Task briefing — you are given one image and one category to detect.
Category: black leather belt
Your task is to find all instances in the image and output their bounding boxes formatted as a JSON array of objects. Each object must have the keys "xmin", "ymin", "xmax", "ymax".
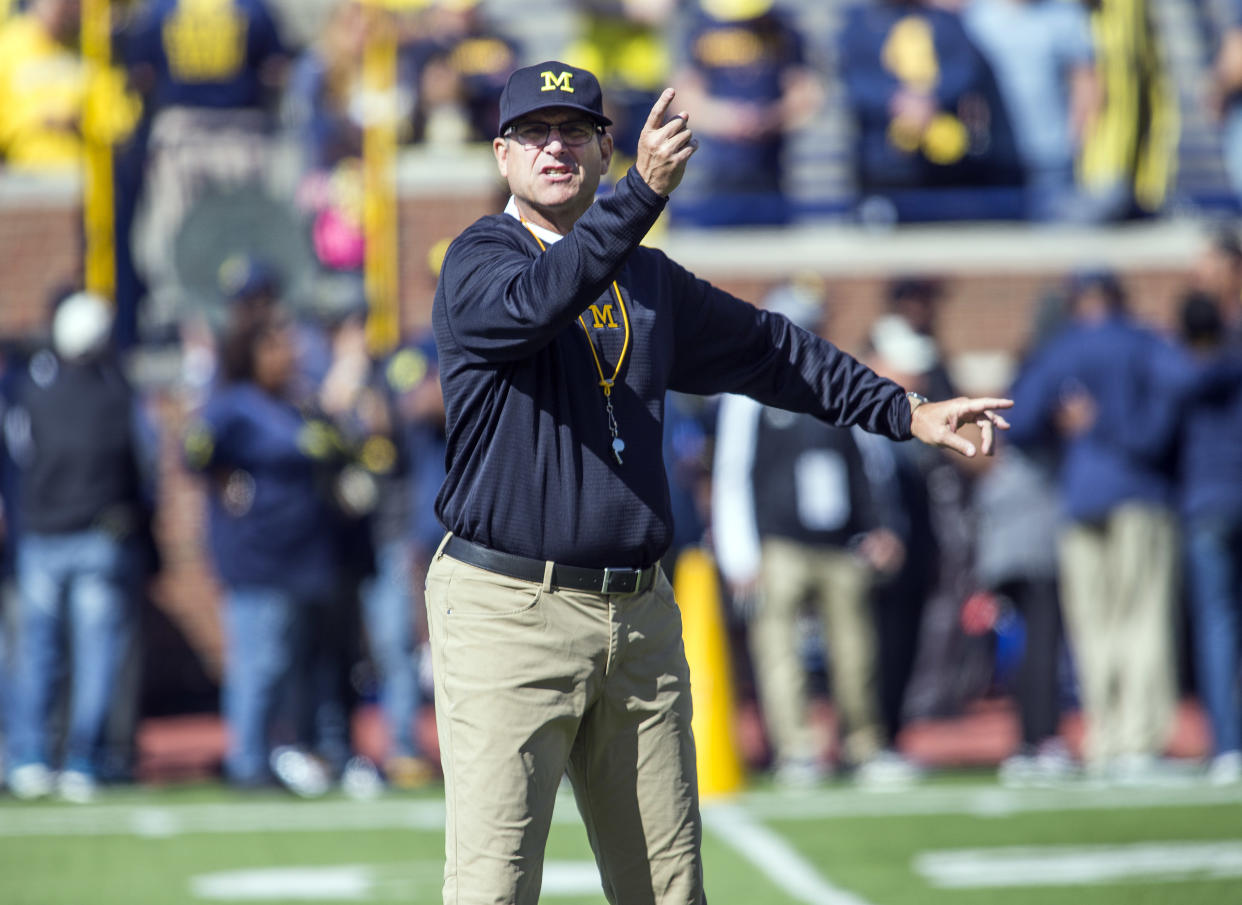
[{"xmin": 444, "ymin": 535, "xmax": 657, "ymax": 596}]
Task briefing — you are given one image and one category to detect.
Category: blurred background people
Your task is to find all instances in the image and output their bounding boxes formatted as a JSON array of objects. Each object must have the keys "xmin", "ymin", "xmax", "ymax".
[
  {"xmin": 317, "ymin": 306, "xmax": 443, "ymax": 790},
  {"xmin": 126, "ymin": 0, "xmax": 290, "ymax": 334},
  {"xmin": 183, "ymin": 301, "xmax": 355, "ymax": 791},
  {"xmin": 713, "ymin": 278, "xmax": 913, "ymax": 786},
  {"xmin": 284, "ymin": 0, "xmax": 384, "ymax": 282},
  {"xmin": 1209, "ymin": 0, "xmax": 1242, "ymax": 207},
  {"xmin": 670, "ymin": 0, "xmax": 822, "ymax": 227},
  {"xmin": 1168, "ymin": 291, "xmax": 1242, "ymax": 785},
  {"xmin": 5, "ymin": 291, "xmax": 153, "ymax": 802},
  {"xmin": 0, "ymin": 0, "xmax": 139, "ymax": 174},
  {"xmin": 837, "ymin": 0, "xmax": 1021, "ymax": 223},
  {"xmin": 970, "ymin": 294, "xmax": 1073, "ymax": 785},
  {"xmin": 1006, "ymin": 270, "xmax": 1180, "ymax": 782},
  {"xmin": 1192, "ymin": 227, "xmax": 1242, "ymax": 345},
  {"xmin": 1075, "ymin": 0, "xmax": 1177, "ymax": 221},
  {"xmin": 962, "ymin": 0, "xmax": 1101, "ymax": 222},
  {"xmin": 402, "ymin": 0, "xmax": 518, "ymax": 145},
  {"xmin": 563, "ymin": 0, "xmax": 674, "ymax": 178}
]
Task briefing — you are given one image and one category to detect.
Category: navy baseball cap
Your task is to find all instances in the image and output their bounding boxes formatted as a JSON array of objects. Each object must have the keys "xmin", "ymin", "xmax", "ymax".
[{"xmin": 498, "ymin": 61, "xmax": 613, "ymax": 137}]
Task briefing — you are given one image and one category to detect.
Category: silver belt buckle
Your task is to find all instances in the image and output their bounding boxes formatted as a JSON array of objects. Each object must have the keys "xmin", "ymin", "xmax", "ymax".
[{"xmin": 601, "ymin": 567, "xmax": 642, "ymax": 596}]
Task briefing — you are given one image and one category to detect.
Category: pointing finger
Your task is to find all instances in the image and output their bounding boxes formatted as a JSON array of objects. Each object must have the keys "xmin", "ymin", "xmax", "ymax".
[
  {"xmin": 980, "ymin": 420, "xmax": 996, "ymax": 456},
  {"xmin": 645, "ymin": 88, "xmax": 676, "ymax": 132}
]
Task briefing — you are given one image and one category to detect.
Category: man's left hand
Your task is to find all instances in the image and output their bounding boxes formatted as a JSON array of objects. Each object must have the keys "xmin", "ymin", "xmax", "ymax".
[{"xmin": 910, "ymin": 396, "xmax": 1013, "ymax": 458}]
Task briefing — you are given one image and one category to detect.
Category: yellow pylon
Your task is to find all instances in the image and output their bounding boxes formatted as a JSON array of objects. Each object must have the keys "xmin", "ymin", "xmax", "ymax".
[{"xmin": 674, "ymin": 546, "xmax": 746, "ymax": 799}]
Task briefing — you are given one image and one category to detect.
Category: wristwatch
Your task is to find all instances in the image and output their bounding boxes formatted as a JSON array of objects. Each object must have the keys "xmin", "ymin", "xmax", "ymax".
[{"xmin": 906, "ymin": 391, "xmax": 929, "ymax": 415}]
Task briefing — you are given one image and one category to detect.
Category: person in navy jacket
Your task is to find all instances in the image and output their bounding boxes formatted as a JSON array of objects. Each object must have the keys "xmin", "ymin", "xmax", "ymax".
[
  {"xmin": 1006, "ymin": 270, "xmax": 1180, "ymax": 781},
  {"xmin": 426, "ymin": 60, "xmax": 1012, "ymax": 905},
  {"xmin": 1164, "ymin": 293, "xmax": 1242, "ymax": 785},
  {"xmin": 184, "ymin": 302, "xmax": 350, "ymax": 789}
]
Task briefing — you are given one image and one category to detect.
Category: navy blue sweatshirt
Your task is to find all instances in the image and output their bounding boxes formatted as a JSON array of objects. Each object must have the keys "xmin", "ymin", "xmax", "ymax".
[
  {"xmin": 1007, "ymin": 315, "xmax": 1176, "ymax": 521},
  {"xmin": 433, "ymin": 166, "xmax": 912, "ymax": 569}
]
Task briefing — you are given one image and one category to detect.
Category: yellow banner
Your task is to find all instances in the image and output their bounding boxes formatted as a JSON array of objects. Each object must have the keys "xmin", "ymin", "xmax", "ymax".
[
  {"xmin": 81, "ymin": 0, "xmax": 115, "ymax": 301},
  {"xmin": 363, "ymin": 21, "xmax": 400, "ymax": 354}
]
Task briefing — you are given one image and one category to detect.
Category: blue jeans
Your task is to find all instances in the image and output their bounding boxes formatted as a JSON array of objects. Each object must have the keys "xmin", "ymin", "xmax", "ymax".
[
  {"xmin": 1186, "ymin": 514, "xmax": 1242, "ymax": 756},
  {"xmin": 8, "ymin": 530, "xmax": 134, "ymax": 777},
  {"xmin": 223, "ymin": 587, "xmax": 351, "ymax": 783},
  {"xmin": 361, "ymin": 540, "xmax": 422, "ymax": 759},
  {"xmin": 1222, "ymin": 105, "xmax": 1242, "ymax": 205}
]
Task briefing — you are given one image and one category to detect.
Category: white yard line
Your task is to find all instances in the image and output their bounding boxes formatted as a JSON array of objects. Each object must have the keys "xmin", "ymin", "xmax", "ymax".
[
  {"xmin": 914, "ymin": 840, "xmax": 1242, "ymax": 888},
  {"xmin": 1, "ymin": 780, "xmax": 1240, "ymax": 839},
  {"xmin": 739, "ymin": 781, "xmax": 1242, "ymax": 821},
  {"xmin": 703, "ymin": 803, "xmax": 876, "ymax": 905}
]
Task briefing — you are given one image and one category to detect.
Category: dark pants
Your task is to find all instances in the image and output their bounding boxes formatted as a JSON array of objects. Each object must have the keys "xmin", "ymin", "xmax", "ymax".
[{"xmin": 1000, "ymin": 578, "xmax": 1063, "ymax": 749}]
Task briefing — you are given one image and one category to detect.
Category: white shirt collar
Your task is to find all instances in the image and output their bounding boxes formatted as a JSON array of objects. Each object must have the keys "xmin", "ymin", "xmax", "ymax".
[{"xmin": 504, "ymin": 196, "xmax": 563, "ymax": 245}]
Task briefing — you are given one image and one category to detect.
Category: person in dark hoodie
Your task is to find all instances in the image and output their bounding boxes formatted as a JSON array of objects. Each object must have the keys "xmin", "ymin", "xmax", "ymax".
[{"xmin": 5, "ymin": 291, "xmax": 153, "ymax": 802}]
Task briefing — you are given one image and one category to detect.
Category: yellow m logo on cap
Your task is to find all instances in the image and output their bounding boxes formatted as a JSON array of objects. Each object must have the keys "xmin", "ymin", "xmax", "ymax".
[{"xmin": 540, "ymin": 70, "xmax": 574, "ymax": 93}]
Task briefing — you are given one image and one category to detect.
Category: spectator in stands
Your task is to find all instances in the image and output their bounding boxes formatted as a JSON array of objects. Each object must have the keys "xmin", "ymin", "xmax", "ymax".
[
  {"xmin": 962, "ymin": 0, "xmax": 1101, "ymax": 222},
  {"xmin": 1161, "ymin": 292, "xmax": 1242, "ymax": 785},
  {"xmin": 126, "ymin": 0, "xmax": 289, "ymax": 332},
  {"xmin": 285, "ymin": 0, "xmax": 413, "ymax": 277},
  {"xmin": 838, "ymin": 0, "xmax": 1021, "ymax": 223},
  {"xmin": 5, "ymin": 291, "xmax": 153, "ymax": 802},
  {"xmin": 317, "ymin": 306, "xmax": 443, "ymax": 790},
  {"xmin": 563, "ymin": 0, "xmax": 675, "ymax": 171},
  {"xmin": 1075, "ymin": 0, "xmax": 1176, "ymax": 221},
  {"xmin": 669, "ymin": 0, "xmax": 822, "ymax": 227},
  {"xmin": 0, "ymin": 0, "xmax": 140, "ymax": 173},
  {"xmin": 1210, "ymin": 1, "xmax": 1242, "ymax": 210},
  {"xmin": 713, "ymin": 280, "xmax": 914, "ymax": 786},
  {"xmin": 403, "ymin": 0, "xmax": 518, "ymax": 145},
  {"xmin": 1006, "ymin": 270, "xmax": 1180, "ymax": 783},
  {"xmin": 183, "ymin": 301, "xmax": 356, "ymax": 792}
]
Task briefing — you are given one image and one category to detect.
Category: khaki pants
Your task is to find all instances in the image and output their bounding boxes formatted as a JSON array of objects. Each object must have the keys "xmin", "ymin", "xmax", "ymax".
[
  {"xmin": 1059, "ymin": 504, "xmax": 1178, "ymax": 765},
  {"xmin": 425, "ymin": 538, "xmax": 705, "ymax": 905},
  {"xmin": 752, "ymin": 538, "xmax": 883, "ymax": 766}
]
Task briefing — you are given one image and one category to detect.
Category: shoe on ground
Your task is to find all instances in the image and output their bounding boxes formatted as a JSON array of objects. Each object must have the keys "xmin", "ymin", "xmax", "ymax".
[
  {"xmin": 270, "ymin": 746, "xmax": 331, "ymax": 799},
  {"xmin": 997, "ymin": 753, "xmax": 1036, "ymax": 789},
  {"xmin": 385, "ymin": 755, "xmax": 437, "ymax": 791},
  {"xmin": 341, "ymin": 756, "xmax": 384, "ymax": 800},
  {"xmin": 855, "ymin": 750, "xmax": 922, "ymax": 790},
  {"xmin": 8, "ymin": 763, "xmax": 54, "ymax": 801},
  {"xmin": 1030, "ymin": 739, "xmax": 1076, "ymax": 785},
  {"xmin": 1208, "ymin": 750, "xmax": 1242, "ymax": 786},
  {"xmin": 57, "ymin": 770, "xmax": 97, "ymax": 804},
  {"xmin": 773, "ymin": 757, "xmax": 831, "ymax": 788}
]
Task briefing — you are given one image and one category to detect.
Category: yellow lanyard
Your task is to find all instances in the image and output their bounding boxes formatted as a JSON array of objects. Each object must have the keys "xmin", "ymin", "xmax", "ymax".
[{"xmin": 523, "ymin": 222, "xmax": 632, "ymax": 463}]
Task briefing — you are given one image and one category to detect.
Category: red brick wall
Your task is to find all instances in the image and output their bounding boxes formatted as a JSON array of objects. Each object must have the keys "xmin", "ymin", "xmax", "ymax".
[{"xmin": 0, "ymin": 200, "xmax": 83, "ymax": 333}]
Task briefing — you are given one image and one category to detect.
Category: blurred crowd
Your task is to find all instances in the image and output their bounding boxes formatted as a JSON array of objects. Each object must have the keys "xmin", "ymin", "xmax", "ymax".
[
  {"xmin": 1, "ymin": 0, "xmax": 1240, "ymax": 337},
  {"xmin": 2, "ymin": 237, "xmax": 1241, "ymax": 802},
  {"xmin": 0, "ymin": 0, "xmax": 1241, "ymax": 803}
]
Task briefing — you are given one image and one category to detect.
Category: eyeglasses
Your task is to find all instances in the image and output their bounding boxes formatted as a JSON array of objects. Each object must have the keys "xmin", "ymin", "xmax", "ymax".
[{"xmin": 504, "ymin": 119, "xmax": 602, "ymax": 148}]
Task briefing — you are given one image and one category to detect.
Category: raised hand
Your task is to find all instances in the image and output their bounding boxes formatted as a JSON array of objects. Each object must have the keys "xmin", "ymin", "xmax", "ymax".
[
  {"xmin": 910, "ymin": 396, "xmax": 1014, "ymax": 458},
  {"xmin": 636, "ymin": 88, "xmax": 699, "ymax": 197}
]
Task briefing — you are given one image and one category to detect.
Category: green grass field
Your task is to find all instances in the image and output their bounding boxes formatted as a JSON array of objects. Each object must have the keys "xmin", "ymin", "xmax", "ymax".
[{"xmin": 2, "ymin": 775, "xmax": 1241, "ymax": 905}]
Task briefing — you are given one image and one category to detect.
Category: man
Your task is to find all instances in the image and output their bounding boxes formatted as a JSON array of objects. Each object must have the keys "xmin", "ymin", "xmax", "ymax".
[
  {"xmin": 428, "ymin": 60, "xmax": 1011, "ymax": 905},
  {"xmin": 0, "ymin": 0, "xmax": 138, "ymax": 173},
  {"xmin": 1006, "ymin": 270, "xmax": 1179, "ymax": 782},
  {"xmin": 712, "ymin": 281, "xmax": 909, "ymax": 787},
  {"xmin": 962, "ymin": 0, "xmax": 1100, "ymax": 222},
  {"xmin": 6, "ymin": 291, "xmax": 153, "ymax": 802}
]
